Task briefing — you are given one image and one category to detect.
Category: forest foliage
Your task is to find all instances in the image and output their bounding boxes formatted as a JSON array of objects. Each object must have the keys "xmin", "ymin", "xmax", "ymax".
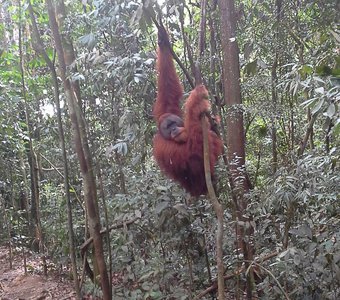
[{"xmin": 0, "ymin": 0, "xmax": 339, "ymax": 299}]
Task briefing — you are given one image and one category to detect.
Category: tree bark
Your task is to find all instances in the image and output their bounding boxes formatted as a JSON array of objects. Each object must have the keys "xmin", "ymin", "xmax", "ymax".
[
  {"xmin": 271, "ymin": 52, "xmax": 278, "ymax": 174},
  {"xmin": 218, "ymin": 0, "xmax": 254, "ymax": 298},
  {"xmin": 202, "ymin": 116, "xmax": 225, "ymax": 299},
  {"xmin": 18, "ymin": 0, "xmax": 42, "ymax": 252},
  {"xmin": 28, "ymin": 1, "xmax": 81, "ymax": 297},
  {"xmin": 45, "ymin": 1, "xmax": 111, "ymax": 298}
]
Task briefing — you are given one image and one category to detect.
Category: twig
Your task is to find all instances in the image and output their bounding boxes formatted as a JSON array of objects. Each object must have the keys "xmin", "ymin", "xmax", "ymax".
[
  {"xmin": 80, "ymin": 217, "xmax": 139, "ymax": 251},
  {"xmin": 39, "ymin": 153, "xmax": 84, "ymax": 211},
  {"xmin": 194, "ymin": 251, "xmax": 279, "ymax": 299},
  {"xmin": 247, "ymin": 261, "xmax": 290, "ymax": 300},
  {"xmin": 144, "ymin": 8, "xmax": 195, "ymax": 88},
  {"xmin": 201, "ymin": 116, "xmax": 225, "ymax": 299}
]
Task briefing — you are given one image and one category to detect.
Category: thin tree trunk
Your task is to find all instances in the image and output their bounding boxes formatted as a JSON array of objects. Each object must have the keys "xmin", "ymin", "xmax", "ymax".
[
  {"xmin": 271, "ymin": 0, "xmax": 283, "ymax": 173},
  {"xmin": 289, "ymin": 98, "xmax": 295, "ymax": 150},
  {"xmin": 45, "ymin": 1, "xmax": 111, "ymax": 298},
  {"xmin": 197, "ymin": 3, "xmax": 224, "ymax": 297},
  {"xmin": 202, "ymin": 117, "xmax": 225, "ymax": 299},
  {"xmin": 18, "ymin": 0, "xmax": 42, "ymax": 252},
  {"xmin": 298, "ymin": 113, "xmax": 318, "ymax": 156},
  {"xmin": 325, "ymin": 121, "xmax": 333, "ymax": 153},
  {"xmin": 97, "ymin": 168, "xmax": 113, "ymax": 295},
  {"xmin": 297, "ymin": 34, "xmax": 315, "ymax": 152},
  {"xmin": 218, "ymin": 0, "xmax": 254, "ymax": 298},
  {"xmin": 307, "ymin": 106, "xmax": 315, "ymax": 150},
  {"xmin": 27, "ymin": 1, "xmax": 81, "ymax": 296},
  {"xmin": 19, "ymin": 154, "xmax": 30, "ymax": 224},
  {"xmin": 271, "ymin": 50, "xmax": 278, "ymax": 174}
]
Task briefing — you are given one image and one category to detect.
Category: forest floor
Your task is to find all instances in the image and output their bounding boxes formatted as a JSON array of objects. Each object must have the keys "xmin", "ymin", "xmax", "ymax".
[{"xmin": 0, "ymin": 245, "xmax": 77, "ymax": 300}]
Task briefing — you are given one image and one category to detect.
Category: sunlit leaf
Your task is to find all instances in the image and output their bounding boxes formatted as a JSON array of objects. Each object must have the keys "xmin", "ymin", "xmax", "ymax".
[
  {"xmin": 325, "ymin": 103, "xmax": 336, "ymax": 117},
  {"xmin": 312, "ymin": 98, "xmax": 324, "ymax": 115}
]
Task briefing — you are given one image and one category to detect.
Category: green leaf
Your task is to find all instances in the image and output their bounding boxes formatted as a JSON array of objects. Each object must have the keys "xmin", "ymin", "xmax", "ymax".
[
  {"xmin": 300, "ymin": 65, "xmax": 313, "ymax": 76},
  {"xmin": 312, "ymin": 98, "xmax": 324, "ymax": 115},
  {"xmin": 325, "ymin": 103, "xmax": 336, "ymax": 118},
  {"xmin": 301, "ymin": 97, "xmax": 317, "ymax": 108},
  {"xmin": 78, "ymin": 33, "xmax": 97, "ymax": 50},
  {"xmin": 332, "ymin": 119, "xmax": 340, "ymax": 136},
  {"xmin": 154, "ymin": 201, "xmax": 169, "ymax": 214},
  {"xmin": 315, "ymin": 87, "xmax": 325, "ymax": 94},
  {"xmin": 244, "ymin": 60, "xmax": 257, "ymax": 76}
]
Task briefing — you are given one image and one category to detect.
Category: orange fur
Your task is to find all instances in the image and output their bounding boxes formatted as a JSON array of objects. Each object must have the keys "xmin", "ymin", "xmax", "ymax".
[
  {"xmin": 153, "ymin": 28, "xmax": 223, "ymax": 196},
  {"xmin": 153, "ymin": 27, "xmax": 183, "ymax": 125}
]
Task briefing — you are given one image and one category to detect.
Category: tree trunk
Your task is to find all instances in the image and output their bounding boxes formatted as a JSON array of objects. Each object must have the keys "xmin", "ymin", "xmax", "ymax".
[
  {"xmin": 18, "ymin": 0, "xmax": 42, "ymax": 252},
  {"xmin": 45, "ymin": 1, "xmax": 111, "ymax": 299},
  {"xmin": 271, "ymin": 53, "xmax": 278, "ymax": 174},
  {"xmin": 218, "ymin": 0, "xmax": 254, "ymax": 298},
  {"xmin": 28, "ymin": 1, "xmax": 81, "ymax": 296}
]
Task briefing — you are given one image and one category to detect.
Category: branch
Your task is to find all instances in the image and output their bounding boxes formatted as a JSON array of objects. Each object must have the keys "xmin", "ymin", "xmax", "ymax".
[
  {"xmin": 39, "ymin": 153, "xmax": 83, "ymax": 211},
  {"xmin": 80, "ymin": 217, "xmax": 139, "ymax": 251},
  {"xmin": 145, "ymin": 8, "xmax": 195, "ymax": 89},
  {"xmin": 298, "ymin": 112, "xmax": 318, "ymax": 156},
  {"xmin": 194, "ymin": 251, "xmax": 279, "ymax": 299},
  {"xmin": 201, "ymin": 116, "xmax": 225, "ymax": 299}
]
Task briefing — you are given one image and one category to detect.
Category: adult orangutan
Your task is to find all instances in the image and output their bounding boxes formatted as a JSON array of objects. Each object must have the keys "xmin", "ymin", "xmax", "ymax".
[{"xmin": 153, "ymin": 26, "xmax": 223, "ymax": 197}]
